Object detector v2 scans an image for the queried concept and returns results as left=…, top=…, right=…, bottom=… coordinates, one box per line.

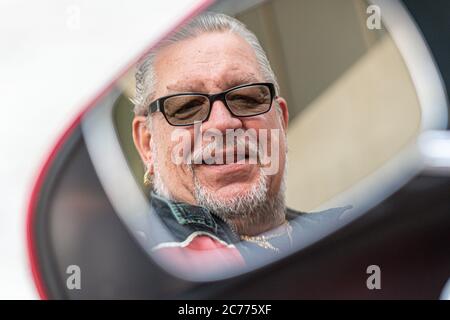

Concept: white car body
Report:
left=0, top=0, right=209, bottom=299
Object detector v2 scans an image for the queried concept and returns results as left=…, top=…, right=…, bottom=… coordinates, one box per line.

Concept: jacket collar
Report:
left=150, top=192, right=219, bottom=233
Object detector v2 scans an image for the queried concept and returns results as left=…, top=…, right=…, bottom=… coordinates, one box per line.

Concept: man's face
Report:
left=135, top=32, right=288, bottom=209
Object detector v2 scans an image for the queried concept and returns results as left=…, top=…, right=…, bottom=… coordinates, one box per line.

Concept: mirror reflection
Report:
left=101, top=0, right=421, bottom=278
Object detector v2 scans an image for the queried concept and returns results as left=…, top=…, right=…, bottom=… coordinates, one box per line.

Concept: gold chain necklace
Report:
left=240, top=222, right=292, bottom=252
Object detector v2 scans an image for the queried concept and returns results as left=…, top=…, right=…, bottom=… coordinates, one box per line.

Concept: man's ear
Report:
left=132, top=116, right=154, bottom=174
left=276, top=96, right=289, bottom=131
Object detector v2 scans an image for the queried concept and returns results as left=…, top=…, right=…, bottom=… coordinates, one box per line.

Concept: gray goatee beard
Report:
left=192, top=167, right=286, bottom=236
left=151, top=139, right=287, bottom=236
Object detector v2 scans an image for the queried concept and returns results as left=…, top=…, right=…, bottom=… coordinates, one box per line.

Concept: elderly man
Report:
left=132, top=12, right=349, bottom=268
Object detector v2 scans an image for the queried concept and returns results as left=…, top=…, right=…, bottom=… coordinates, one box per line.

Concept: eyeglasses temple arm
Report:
left=149, top=100, right=160, bottom=114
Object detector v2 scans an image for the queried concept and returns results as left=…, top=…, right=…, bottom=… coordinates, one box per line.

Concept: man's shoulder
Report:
left=286, top=205, right=353, bottom=226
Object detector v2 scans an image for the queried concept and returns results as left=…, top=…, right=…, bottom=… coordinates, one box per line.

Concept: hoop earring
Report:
left=143, top=169, right=152, bottom=186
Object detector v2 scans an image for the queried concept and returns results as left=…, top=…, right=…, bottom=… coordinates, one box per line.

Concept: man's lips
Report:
left=191, top=148, right=259, bottom=179
left=195, top=161, right=256, bottom=176
left=193, top=150, right=254, bottom=172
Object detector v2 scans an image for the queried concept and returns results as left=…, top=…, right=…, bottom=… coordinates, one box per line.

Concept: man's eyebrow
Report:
left=224, top=75, right=261, bottom=89
left=166, top=84, right=201, bottom=93
left=166, top=81, right=206, bottom=93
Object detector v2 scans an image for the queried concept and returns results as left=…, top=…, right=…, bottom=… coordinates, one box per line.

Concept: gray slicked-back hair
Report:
left=132, top=12, right=280, bottom=119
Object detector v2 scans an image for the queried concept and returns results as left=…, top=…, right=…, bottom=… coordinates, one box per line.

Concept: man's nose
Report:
left=202, top=100, right=243, bottom=133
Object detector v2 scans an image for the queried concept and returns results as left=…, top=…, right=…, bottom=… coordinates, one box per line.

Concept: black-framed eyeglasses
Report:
left=146, top=82, right=276, bottom=126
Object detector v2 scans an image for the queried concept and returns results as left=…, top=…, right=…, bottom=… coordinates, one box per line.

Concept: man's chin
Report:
left=203, top=184, right=255, bottom=202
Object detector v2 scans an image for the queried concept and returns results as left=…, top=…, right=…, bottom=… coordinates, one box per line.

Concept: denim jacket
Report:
left=140, top=192, right=352, bottom=267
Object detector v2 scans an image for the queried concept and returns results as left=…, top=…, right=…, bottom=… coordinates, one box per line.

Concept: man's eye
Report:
left=176, top=100, right=204, bottom=113
left=171, top=100, right=206, bottom=119
left=229, top=95, right=262, bottom=105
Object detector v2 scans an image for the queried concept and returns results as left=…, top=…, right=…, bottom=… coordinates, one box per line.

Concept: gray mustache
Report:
left=189, top=136, right=261, bottom=165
